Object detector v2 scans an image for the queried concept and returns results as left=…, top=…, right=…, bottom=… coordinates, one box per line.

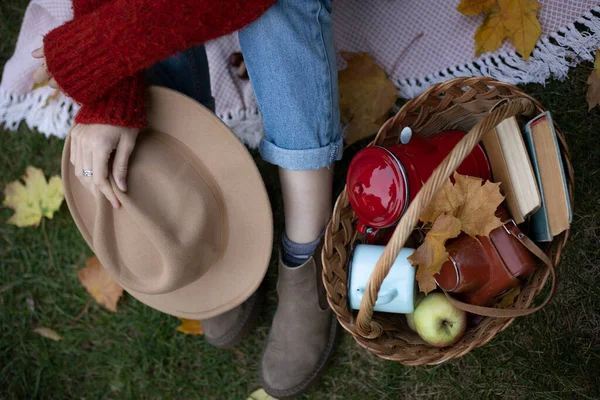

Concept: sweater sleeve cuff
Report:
left=74, top=74, right=146, bottom=128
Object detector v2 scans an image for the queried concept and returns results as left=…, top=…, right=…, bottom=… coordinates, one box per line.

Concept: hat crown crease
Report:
left=91, top=134, right=223, bottom=295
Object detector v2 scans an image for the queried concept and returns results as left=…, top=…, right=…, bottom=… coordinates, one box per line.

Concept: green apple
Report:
left=413, top=292, right=467, bottom=347
left=406, top=312, right=416, bottom=331
left=406, top=293, right=425, bottom=332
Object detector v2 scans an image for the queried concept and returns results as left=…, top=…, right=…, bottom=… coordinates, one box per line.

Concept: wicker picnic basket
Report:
left=321, top=77, right=574, bottom=366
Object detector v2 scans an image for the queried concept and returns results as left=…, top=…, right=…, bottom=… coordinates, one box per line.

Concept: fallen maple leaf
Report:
left=338, top=52, right=398, bottom=145
left=453, top=173, right=504, bottom=237
left=460, top=0, right=542, bottom=60
left=420, top=178, right=464, bottom=224
left=32, top=80, right=50, bottom=91
left=457, top=0, right=497, bottom=16
left=31, top=80, right=61, bottom=108
left=33, top=327, right=63, bottom=341
left=408, top=213, right=462, bottom=294
left=495, top=286, right=521, bottom=308
left=2, top=166, right=64, bottom=227
left=176, top=319, right=204, bottom=335
left=77, top=256, right=124, bottom=312
left=586, top=50, right=600, bottom=110
left=419, top=173, right=504, bottom=237
left=247, top=388, right=277, bottom=400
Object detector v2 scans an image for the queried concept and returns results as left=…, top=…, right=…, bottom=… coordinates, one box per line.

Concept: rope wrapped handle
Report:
left=355, top=98, right=537, bottom=338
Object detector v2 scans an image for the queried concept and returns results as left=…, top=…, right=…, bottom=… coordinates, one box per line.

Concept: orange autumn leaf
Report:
left=460, top=0, right=542, bottom=60
left=408, top=213, right=462, bottom=294
left=586, top=50, right=600, bottom=110
left=338, top=52, right=398, bottom=145
left=453, top=173, right=504, bottom=237
left=176, top=319, right=204, bottom=335
left=77, top=256, right=124, bottom=312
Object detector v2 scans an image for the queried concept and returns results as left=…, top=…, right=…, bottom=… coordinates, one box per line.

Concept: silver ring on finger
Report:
left=82, top=169, right=93, bottom=177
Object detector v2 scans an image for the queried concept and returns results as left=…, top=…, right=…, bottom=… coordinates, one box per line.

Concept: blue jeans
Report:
left=146, top=0, right=342, bottom=171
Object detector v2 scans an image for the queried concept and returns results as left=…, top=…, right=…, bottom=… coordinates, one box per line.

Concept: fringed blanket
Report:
left=2, top=0, right=599, bottom=147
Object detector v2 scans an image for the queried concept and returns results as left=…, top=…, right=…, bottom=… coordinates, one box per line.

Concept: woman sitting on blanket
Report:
left=34, top=0, right=341, bottom=397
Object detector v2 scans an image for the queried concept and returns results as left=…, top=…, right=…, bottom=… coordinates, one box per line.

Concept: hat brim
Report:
left=62, top=86, right=273, bottom=319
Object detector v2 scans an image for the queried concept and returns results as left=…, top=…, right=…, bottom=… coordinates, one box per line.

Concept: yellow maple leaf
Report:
left=420, top=178, right=464, bottom=224
left=463, top=0, right=542, bottom=60
left=31, top=80, right=61, bottom=108
left=338, top=52, right=398, bottom=145
left=586, top=50, right=600, bottom=110
left=457, top=0, right=497, bottom=16
left=176, top=319, right=204, bottom=335
left=77, top=256, right=124, bottom=312
left=33, top=327, right=63, bottom=342
left=419, top=173, right=504, bottom=237
left=3, top=166, right=64, bottom=227
left=247, top=388, right=278, bottom=400
left=495, top=286, right=521, bottom=308
left=408, top=213, right=462, bottom=294
left=502, top=0, right=542, bottom=60
left=32, top=79, right=50, bottom=91
left=43, top=90, right=61, bottom=108
left=474, top=4, right=506, bottom=55
left=453, top=173, right=504, bottom=237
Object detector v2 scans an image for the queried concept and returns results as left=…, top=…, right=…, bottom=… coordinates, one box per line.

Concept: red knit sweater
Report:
left=43, top=0, right=275, bottom=128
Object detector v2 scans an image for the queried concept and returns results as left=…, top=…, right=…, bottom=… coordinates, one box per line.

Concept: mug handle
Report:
left=358, top=288, right=398, bottom=306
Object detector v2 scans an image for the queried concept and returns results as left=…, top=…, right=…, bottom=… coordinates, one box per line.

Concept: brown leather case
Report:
left=435, top=204, right=539, bottom=307
left=490, top=221, right=537, bottom=278
left=460, top=235, right=520, bottom=306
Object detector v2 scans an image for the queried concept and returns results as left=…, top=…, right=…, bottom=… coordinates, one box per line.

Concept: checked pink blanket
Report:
left=2, top=0, right=599, bottom=147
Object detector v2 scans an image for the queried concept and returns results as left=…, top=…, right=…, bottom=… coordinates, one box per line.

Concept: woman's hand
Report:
left=31, top=47, right=59, bottom=89
left=71, top=124, right=139, bottom=209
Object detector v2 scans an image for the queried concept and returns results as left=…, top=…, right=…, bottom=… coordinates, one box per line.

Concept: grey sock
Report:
left=281, top=231, right=323, bottom=268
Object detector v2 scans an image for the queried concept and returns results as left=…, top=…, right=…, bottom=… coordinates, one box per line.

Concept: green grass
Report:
left=1, top=2, right=600, bottom=398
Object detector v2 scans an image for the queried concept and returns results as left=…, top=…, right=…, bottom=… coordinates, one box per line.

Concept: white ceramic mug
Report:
left=348, top=244, right=416, bottom=314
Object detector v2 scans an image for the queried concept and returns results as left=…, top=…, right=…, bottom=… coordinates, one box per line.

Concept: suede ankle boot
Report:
left=202, top=285, right=264, bottom=348
left=259, top=254, right=338, bottom=398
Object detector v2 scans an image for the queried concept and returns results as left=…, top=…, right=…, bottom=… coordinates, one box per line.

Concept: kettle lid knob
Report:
left=399, top=127, right=412, bottom=144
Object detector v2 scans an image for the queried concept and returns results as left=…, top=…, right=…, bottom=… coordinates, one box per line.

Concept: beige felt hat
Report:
left=62, top=86, right=273, bottom=319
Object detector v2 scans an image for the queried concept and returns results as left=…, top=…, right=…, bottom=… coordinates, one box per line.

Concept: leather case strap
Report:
left=443, top=222, right=557, bottom=318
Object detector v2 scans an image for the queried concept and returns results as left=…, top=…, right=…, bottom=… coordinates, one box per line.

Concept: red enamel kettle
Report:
left=347, top=128, right=491, bottom=243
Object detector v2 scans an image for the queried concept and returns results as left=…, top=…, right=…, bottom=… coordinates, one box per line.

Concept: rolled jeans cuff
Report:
left=259, top=135, right=343, bottom=170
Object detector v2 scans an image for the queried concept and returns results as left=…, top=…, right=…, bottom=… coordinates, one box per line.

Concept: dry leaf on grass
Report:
left=495, top=286, right=521, bottom=308
left=2, top=166, right=64, bottom=227
left=408, top=213, right=462, bottom=294
left=77, top=256, right=124, bottom=312
left=33, top=327, right=63, bottom=341
left=459, top=0, right=542, bottom=60
left=176, top=319, right=204, bottom=335
left=247, top=388, right=278, bottom=400
left=586, top=50, right=600, bottom=110
left=338, top=52, right=398, bottom=145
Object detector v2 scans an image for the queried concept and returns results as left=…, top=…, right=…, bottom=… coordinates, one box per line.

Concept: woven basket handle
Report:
left=355, top=98, right=537, bottom=338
